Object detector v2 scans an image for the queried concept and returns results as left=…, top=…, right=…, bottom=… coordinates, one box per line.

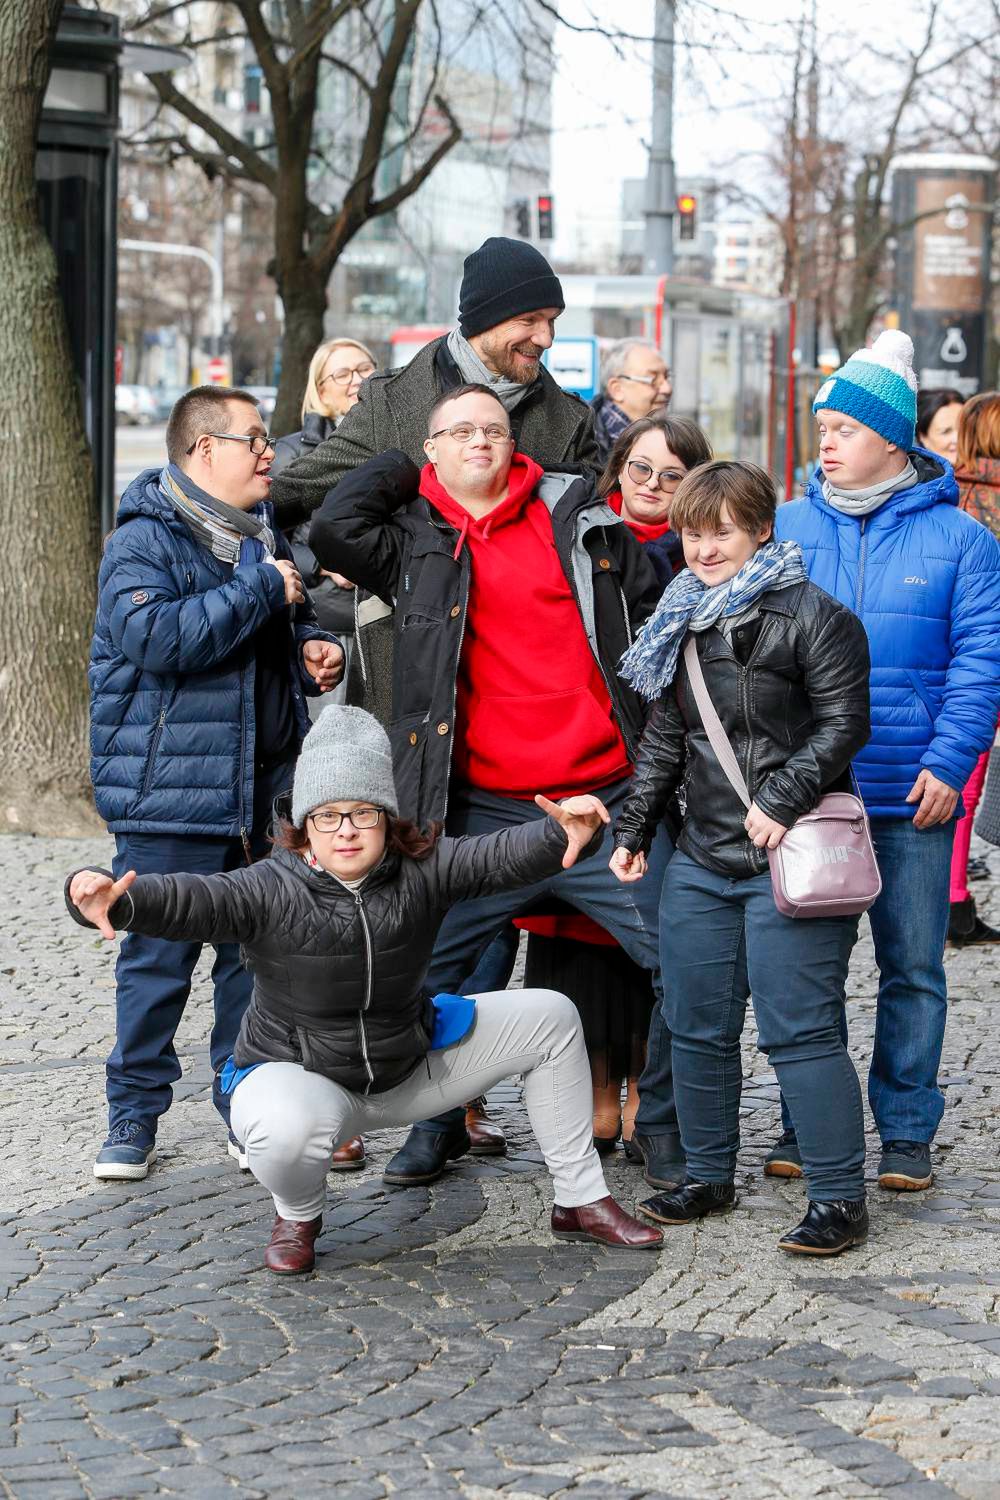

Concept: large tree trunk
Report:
left=271, top=257, right=328, bottom=438
left=0, top=0, right=102, bottom=834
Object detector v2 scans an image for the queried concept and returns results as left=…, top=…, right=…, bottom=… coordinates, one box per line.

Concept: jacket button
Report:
left=450, top=604, right=461, bottom=618
left=599, top=558, right=611, bottom=570
left=436, top=722, right=449, bottom=736
left=409, top=732, right=418, bottom=746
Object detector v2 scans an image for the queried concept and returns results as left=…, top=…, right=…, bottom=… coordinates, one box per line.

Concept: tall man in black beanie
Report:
left=269, top=238, right=600, bottom=527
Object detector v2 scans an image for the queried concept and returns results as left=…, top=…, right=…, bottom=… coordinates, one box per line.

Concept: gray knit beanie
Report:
left=291, top=706, right=399, bottom=827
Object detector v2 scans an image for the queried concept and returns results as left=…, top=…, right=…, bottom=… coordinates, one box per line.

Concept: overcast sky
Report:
left=548, top=0, right=984, bottom=262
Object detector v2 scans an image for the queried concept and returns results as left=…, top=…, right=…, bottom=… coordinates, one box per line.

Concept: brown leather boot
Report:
left=330, top=1136, right=366, bottom=1172
left=551, top=1195, right=664, bottom=1249
left=264, top=1214, right=322, bottom=1275
left=465, top=1097, right=507, bottom=1156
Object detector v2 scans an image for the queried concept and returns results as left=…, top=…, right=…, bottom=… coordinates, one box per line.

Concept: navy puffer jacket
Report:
left=90, top=469, right=335, bottom=837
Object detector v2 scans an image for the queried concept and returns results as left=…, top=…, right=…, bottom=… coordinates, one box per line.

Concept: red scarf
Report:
left=607, top=489, right=673, bottom=546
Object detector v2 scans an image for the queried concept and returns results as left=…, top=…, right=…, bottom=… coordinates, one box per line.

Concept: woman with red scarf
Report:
left=518, top=415, right=712, bottom=1157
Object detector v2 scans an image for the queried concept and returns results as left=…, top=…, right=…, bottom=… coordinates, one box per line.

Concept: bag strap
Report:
left=683, top=637, right=752, bottom=811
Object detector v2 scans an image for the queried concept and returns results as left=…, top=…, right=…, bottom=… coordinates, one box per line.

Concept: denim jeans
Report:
left=866, top=817, right=954, bottom=1142
left=665, top=851, right=865, bottom=1201
left=777, top=816, right=954, bottom=1146
left=107, top=759, right=294, bottom=1135
left=412, top=780, right=674, bottom=1135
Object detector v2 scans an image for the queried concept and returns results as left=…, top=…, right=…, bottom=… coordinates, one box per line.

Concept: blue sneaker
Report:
left=94, top=1120, right=156, bottom=1181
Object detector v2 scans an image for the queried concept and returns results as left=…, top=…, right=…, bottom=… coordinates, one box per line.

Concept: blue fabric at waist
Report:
left=219, top=992, right=477, bottom=1096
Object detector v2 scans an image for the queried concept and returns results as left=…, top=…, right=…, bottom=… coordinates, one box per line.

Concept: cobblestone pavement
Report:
left=3, top=832, right=1000, bottom=1499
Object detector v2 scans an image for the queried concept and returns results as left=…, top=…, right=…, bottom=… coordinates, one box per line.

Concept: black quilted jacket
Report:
left=66, top=818, right=595, bottom=1093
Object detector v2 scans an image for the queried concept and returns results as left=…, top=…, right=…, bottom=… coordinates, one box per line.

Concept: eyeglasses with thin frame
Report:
left=186, top=431, right=273, bottom=457
left=319, top=363, right=376, bottom=389
left=626, top=458, right=686, bottom=490
left=308, top=807, right=383, bottom=833
left=617, top=371, right=672, bottom=389
left=429, top=422, right=513, bottom=444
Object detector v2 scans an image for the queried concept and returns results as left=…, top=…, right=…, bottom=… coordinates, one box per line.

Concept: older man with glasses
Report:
left=591, top=339, right=673, bottom=465
left=307, top=382, right=680, bottom=1194
left=87, top=385, right=343, bottom=1184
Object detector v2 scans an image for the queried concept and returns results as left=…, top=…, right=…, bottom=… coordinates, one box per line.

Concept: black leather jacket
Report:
left=614, top=580, right=871, bottom=879
left=67, top=818, right=596, bottom=1094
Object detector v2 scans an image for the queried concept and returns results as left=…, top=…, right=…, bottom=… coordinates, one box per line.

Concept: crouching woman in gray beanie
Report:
left=66, top=706, right=663, bottom=1272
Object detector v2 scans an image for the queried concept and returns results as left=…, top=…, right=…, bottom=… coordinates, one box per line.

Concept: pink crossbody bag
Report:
left=683, top=638, right=882, bottom=918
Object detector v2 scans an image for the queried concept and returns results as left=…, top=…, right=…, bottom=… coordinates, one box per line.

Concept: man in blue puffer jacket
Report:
left=90, top=385, right=343, bottom=1183
left=773, top=330, right=1000, bottom=1192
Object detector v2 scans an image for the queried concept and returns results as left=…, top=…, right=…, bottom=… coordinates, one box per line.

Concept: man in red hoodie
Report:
left=309, top=385, right=679, bottom=1193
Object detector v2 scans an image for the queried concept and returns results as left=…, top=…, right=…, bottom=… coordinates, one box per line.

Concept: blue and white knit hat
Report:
left=812, top=330, right=918, bottom=449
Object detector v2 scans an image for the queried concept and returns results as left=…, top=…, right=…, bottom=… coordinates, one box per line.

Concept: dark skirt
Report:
left=522, top=934, right=655, bottom=1085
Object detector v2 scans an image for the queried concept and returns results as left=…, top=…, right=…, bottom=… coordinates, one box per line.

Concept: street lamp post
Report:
left=119, top=239, right=225, bottom=365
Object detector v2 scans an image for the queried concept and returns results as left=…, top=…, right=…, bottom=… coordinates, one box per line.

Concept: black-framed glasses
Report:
left=626, top=458, right=686, bottom=490
left=428, top=422, right=513, bottom=444
left=186, top=431, right=273, bottom=457
left=308, top=807, right=383, bottom=833
left=319, top=362, right=376, bottom=388
left=618, top=370, right=671, bottom=388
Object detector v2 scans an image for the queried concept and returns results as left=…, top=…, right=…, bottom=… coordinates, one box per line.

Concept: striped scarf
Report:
left=159, top=464, right=275, bottom=567
left=619, top=539, right=807, bottom=700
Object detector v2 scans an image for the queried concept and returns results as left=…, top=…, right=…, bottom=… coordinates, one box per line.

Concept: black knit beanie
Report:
left=458, top=237, right=565, bottom=338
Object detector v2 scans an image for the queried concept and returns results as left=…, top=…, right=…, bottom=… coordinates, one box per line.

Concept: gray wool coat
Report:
left=975, top=745, right=1000, bottom=847
left=268, top=335, right=601, bottom=528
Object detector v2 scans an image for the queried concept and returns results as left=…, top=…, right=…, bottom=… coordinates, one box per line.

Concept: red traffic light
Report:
left=677, top=194, right=697, bottom=214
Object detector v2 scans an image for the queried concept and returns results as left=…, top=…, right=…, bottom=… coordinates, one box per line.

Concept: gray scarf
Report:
left=446, top=328, right=535, bottom=413
left=160, top=463, right=275, bottom=567
left=822, top=458, right=918, bottom=517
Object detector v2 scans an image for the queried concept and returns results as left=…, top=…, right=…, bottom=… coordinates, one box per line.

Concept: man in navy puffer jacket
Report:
left=773, top=331, right=1000, bottom=1192
left=89, top=386, right=342, bottom=1183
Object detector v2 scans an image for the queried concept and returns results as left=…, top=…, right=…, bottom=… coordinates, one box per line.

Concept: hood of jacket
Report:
left=805, top=447, right=958, bottom=525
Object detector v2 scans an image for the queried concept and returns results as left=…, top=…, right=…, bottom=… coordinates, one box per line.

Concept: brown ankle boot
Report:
left=551, top=1195, right=663, bottom=1249
left=264, top=1214, right=322, bottom=1274
left=465, top=1097, right=507, bottom=1156
left=330, top=1136, right=366, bottom=1171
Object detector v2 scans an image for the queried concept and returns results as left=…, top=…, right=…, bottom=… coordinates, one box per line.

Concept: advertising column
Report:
left=890, top=153, right=995, bottom=396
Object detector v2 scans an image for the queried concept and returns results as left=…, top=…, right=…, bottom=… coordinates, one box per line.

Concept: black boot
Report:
left=637, top=1179, right=736, bottom=1225
left=622, top=1131, right=686, bottom=1189
left=382, top=1122, right=471, bottom=1186
left=947, top=896, right=1000, bottom=947
left=777, top=1198, right=869, bottom=1256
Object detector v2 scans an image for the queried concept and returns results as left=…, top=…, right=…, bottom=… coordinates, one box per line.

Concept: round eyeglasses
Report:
left=429, top=422, right=513, bottom=444
left=308, top=808, right=383, bottom=832
left=319, top=363, right=376, bottom=388
left=626, top=458, right=686, bottom=490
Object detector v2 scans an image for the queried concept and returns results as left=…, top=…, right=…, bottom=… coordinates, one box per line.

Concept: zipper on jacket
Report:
left=355, top=890, right=376, bottom=1094
left=140, top=709, right=167, bottom=798
left=854, top=518, right=869, bottom=614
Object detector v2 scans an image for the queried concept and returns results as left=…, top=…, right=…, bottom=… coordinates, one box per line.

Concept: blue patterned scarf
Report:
left=619, top=539, right=807, bottom=699
left=159, top=464, right=275, bottom=568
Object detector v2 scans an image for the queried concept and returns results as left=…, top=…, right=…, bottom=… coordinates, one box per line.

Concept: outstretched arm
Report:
left=432, top=796, right=609, bottom=904
left=65, top=864, right=274, bottom=945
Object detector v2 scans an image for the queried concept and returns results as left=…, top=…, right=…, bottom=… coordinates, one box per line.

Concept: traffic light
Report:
left=514, top=198, right=530, bottom=238
left=677, top=193, right=697, bottom=241
left=537, top=194, right=554, bottom=240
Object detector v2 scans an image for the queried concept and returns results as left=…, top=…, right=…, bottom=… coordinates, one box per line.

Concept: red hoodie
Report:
left=420, top=455, right=631, bottom=799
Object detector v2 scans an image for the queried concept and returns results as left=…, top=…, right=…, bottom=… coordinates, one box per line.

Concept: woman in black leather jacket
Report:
left=611, top=461, right=873, bottom=1257
left=67, top=706, right=663, bottom=1272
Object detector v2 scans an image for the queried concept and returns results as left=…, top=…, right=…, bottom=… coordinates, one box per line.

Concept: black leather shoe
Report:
left=382, top=1123, right=471, bottom=1186
left=622, top=1131, right=685, bottom=1189
left=778, top=1198, right=869, bottom=1256
left=947, top=896, right=1000, bottom=946
left=637, top=1179, right=736, bottom=1225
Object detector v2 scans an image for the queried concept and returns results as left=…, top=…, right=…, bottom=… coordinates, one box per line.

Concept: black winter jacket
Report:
left=308, top=450, right=664, bottom=829
left=269, top=337, right=601, bottom=528
left=67, top=818, right=597, bottom=1094
left=614, top=580, right=871, bottom=878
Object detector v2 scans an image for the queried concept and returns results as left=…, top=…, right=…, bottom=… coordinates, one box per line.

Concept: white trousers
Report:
left=230, top=988, right=609, bottom=1220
